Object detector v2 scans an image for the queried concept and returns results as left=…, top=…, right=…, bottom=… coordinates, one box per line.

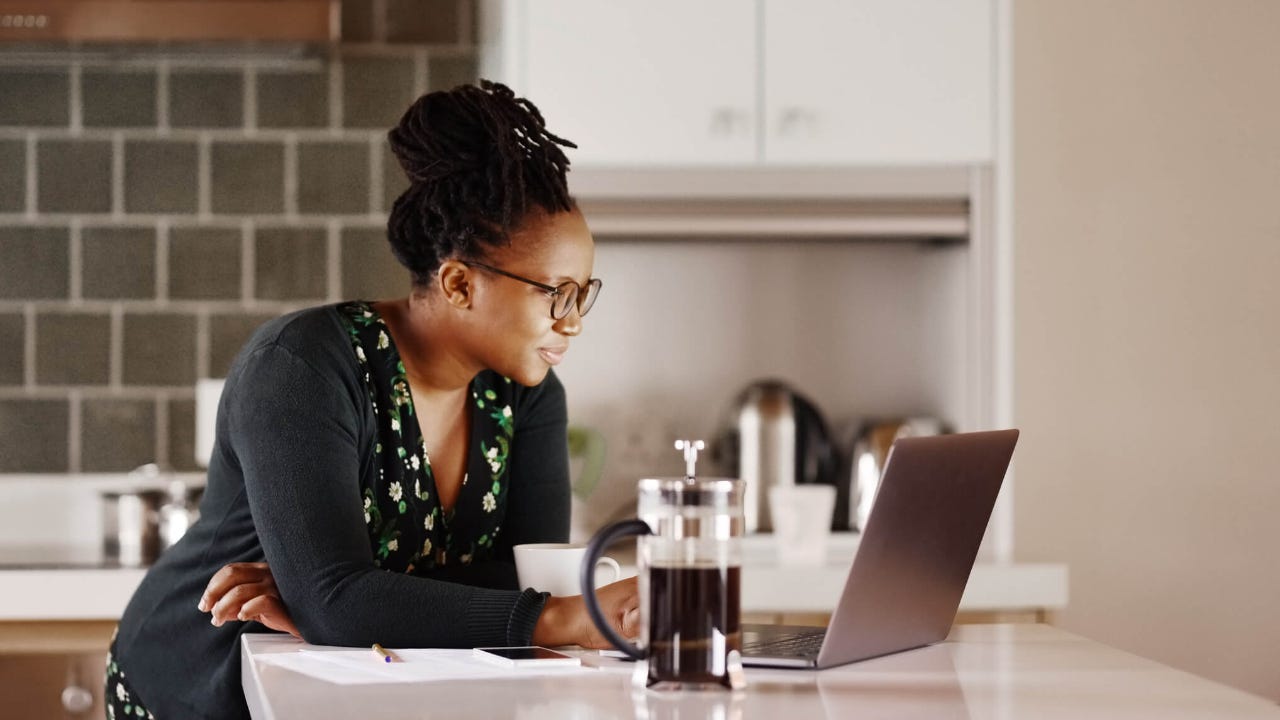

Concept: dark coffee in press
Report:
left=647, top=565, right=742, bottom=687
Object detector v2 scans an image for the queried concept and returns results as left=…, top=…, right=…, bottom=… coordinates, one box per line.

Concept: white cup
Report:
left=769, top=485, right=837, bottom=566
left=513, top=543, right=621, bottom=597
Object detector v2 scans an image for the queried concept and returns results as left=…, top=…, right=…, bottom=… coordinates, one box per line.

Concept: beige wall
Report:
left=1013, top=0, right=1280, bottom=702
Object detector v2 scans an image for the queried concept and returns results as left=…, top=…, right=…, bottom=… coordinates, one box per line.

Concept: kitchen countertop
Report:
left=0, top=534, right=1067, bottom=621
left=241, top=623, right=1280, bottom=719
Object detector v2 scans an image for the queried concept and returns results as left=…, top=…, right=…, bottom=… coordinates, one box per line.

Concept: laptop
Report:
left=741, top=428, right=1020, bottom=669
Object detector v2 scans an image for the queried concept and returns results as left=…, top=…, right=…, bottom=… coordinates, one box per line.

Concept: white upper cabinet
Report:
left=480, top=0, right=993, bottom=166
left=764, top=0, right=994, bottom=164
left=481, top=0, right=757, bottom=165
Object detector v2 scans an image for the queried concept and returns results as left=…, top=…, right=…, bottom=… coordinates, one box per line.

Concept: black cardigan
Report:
left=114, top=304, right=570, bottom=719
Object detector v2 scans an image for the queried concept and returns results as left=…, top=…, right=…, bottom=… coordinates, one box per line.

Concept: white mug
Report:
left=769, top=484, right=836, bottom=566
left=513, top=543, right=621, bottom=597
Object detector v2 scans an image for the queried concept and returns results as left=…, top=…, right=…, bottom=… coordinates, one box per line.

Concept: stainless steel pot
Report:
left=100, top=464, right=202, bottom=567
left=101, top=487, right=165, bottom=567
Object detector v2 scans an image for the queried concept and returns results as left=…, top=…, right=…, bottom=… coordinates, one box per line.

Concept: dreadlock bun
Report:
left=386, top=80, right=577, bottom=285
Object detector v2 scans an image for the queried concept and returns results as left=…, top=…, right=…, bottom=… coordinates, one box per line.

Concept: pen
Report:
left=372, top=643, right=398, bottom=663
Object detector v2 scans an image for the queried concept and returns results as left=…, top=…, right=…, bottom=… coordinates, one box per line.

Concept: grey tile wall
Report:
left=255, top=227, right=328, bottom=300
left=257, top=71, right=329, bottom=129
left=81, top=398, right=156, bottom=471
left=0, top=313, right=22, bottom=385
left=428, top=54, right=479, bottom=92
left=211, top=141, right=285, bottom=214
left=168, top=398, right=199, bottom=471
left=124, top=141, right=199, bottom=214
left=342, top=226, right=411, bottom=299
left=297, top=142, right=370, bottom=214
left=0, top=399, right=69, bottom=472
left=342, top=56, right=416, bottom=129
left=0, top=140, right=24, bottom=213
left=82, top=70, right=157, bottom=128
left=35, top=312, right=111, bottom=385
left=170, top=71, right=244, bottom=128
left=169, top=227, right=241, bottom=300
left=0, top=0, right=479, bottom=472
left=0, top=70, right=69, bottom=126
left=0, top=226, right=70, bottom=298
left=82, top=226, right=156, bottom=299
left=122, top=313, right=197, bottom=386
left=37, top=140, right=113, bottom=213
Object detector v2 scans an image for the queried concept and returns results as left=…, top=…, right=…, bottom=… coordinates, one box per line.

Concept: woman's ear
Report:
left=436, top=260, right=473, bottom=309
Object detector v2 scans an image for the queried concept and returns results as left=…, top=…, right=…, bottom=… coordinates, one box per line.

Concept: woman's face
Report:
left=467, top=208, right=596, bottom=387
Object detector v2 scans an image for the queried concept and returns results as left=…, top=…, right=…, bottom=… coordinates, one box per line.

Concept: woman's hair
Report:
left=385, top=79, right=577, bottom=286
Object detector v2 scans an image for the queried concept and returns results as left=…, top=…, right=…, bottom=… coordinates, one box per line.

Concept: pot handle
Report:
left=580, top=518, right=651, bottom=660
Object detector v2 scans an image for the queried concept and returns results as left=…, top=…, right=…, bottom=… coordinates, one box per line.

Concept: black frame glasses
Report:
left=466, top=261, right=603, bottom=320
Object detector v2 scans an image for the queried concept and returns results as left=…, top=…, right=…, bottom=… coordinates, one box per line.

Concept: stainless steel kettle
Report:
left=844, top=418, right=947, bottom=531
left=714, top=379, right=839, bottom=533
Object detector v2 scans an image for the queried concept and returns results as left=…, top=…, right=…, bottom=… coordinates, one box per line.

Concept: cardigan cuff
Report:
left=507, top=588, right=550, bottom=645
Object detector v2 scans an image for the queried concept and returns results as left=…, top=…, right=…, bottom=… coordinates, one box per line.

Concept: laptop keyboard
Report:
left=742, top=629, right=826, bottom=657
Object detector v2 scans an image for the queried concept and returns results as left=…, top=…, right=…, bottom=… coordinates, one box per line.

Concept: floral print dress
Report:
left=337, top=301, right=516, bottom=574
left=105, top=627, right=154, bottom=719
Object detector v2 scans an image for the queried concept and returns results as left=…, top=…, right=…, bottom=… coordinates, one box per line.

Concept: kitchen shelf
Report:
left=0, top=1, right=336, bottom=43
left=569, top=166, right=975, bottom=240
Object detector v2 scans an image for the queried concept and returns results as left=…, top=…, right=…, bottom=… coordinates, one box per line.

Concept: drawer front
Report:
left=0, top=652, right=106, bottom=720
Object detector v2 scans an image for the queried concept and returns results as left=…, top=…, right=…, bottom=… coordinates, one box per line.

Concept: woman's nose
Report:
left=553, top=306, right=583, bottom=336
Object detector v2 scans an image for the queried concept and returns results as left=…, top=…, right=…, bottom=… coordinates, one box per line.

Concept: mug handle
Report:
left=594, top=557, right=621, bottom=585
left=581, top=519, right=651, bottom=660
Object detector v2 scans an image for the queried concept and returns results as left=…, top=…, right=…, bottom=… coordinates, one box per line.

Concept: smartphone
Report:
left=472, top=646, right=581, bottom=668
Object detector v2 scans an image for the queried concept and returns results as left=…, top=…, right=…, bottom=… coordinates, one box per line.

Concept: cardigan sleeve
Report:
left=226, top=342, right=546, bottom=648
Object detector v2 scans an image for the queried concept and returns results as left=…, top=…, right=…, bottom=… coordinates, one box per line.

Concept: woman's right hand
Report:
left=198, top=562, right=300, bottom=638
left=532, top=576, right=640, bottom=650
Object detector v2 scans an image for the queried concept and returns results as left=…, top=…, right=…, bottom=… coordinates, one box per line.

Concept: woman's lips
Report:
left=538, top=347, right=567, bottom=366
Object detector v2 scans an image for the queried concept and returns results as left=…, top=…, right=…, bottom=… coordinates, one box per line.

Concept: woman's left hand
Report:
left=198, top=562, right=301, bottom=638
left=532, top=576, right=640, bottom=649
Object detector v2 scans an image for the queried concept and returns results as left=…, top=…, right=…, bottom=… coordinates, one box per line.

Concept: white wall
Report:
left=1013, top=0, right=1280, bottom=701
left=558, top=240, right=970, bottom=525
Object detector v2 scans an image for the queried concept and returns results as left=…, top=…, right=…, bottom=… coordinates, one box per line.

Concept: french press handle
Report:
left=580, top=518, right=652, bottom=660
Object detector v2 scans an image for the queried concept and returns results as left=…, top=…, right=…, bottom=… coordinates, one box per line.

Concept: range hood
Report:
left=568, top=166, right=975, bottom=241
left=0, top=1, right=336, bottom=43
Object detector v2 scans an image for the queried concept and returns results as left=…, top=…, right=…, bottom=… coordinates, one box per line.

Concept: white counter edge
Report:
left=0, top=562, right=1067, bottom=621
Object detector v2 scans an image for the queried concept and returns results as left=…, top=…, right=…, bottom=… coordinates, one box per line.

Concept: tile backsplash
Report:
left=0, top=0, right=479, bottom=473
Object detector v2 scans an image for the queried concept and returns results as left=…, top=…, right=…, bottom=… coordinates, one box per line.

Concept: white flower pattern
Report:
left=338, top=301, right=516, bottom=575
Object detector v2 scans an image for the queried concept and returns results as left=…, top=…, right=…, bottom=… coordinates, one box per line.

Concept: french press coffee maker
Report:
left=581, top=440, right=746, bottom=690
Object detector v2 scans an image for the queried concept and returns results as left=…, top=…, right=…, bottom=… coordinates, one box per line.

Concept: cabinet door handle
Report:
left=776, top=107, right=817, bottom=137
left=61, top=685, right=94, bottom=714
left=709, top=107, right=750, bottom=136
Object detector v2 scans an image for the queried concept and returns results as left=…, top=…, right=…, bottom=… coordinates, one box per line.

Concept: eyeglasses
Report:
left=466, top=261, right=603, bottom=320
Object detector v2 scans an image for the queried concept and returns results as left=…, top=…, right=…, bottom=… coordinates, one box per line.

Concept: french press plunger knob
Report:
left=674, top=439, right=705, bottom=479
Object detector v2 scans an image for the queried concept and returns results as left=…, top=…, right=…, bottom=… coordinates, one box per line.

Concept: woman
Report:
left=107, top=80, right=638, bottom=720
